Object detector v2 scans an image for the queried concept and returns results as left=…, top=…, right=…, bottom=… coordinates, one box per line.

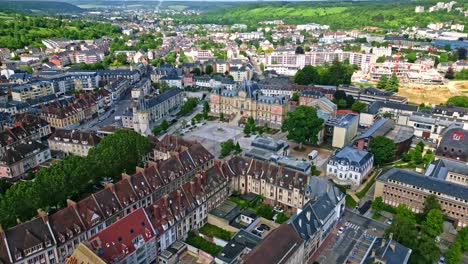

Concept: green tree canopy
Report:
left=368, top=136, right=396, bottom=165
left=377, top=75, right=389, bottom=90
left=351, top=101, right=367, bottom=113
left=446, top=96, right=468, bottom=108
left=281, top=106, right=324, bottom=149
left=421, top=209, right=444, bottom=238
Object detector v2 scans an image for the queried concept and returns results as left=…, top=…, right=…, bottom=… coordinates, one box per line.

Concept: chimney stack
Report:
left=67, top=199, right=77, bottom=208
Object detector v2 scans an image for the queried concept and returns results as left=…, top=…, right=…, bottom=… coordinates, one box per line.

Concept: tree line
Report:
left=294, top=58, right=357, bottom=87
left=0, top=16, right=120, bottom=50
left=0, top=130, right=151, bottom=228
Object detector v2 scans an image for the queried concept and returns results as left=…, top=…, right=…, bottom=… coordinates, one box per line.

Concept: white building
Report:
left=326, top=146, right=374, bottom=186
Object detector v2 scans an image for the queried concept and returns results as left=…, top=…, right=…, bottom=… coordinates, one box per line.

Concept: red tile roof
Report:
left=87, top=208, right=155, bottom=263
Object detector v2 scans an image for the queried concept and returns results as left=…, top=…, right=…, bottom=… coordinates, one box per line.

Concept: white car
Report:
left=386, top=218, right=393, bottom=225
left=338, top=227, right=345, bottom=234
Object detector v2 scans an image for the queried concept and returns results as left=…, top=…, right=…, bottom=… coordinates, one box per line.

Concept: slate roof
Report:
left=424, top=158, right=468, bottom=180
left=329, top=146, right=373, bottom=168
left=243, top=224, right=303, bottom=264
left=365, top=101, right=418, bottom=115
left=216, top=230, right=262, bottom=264
left=137, top=88, right=181, bottom=110
left=355, top=118, right=395, bottom=141
left=378, top=168, right=468, bottom=201
left=363, top=238, right=412, bottom=264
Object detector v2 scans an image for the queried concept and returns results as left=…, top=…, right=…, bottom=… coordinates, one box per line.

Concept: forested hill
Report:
left=0, top=16, right=120, bottom=50
left=189, top=1, right=468, bottom=30
left=0, top=1, right=83, bottom=14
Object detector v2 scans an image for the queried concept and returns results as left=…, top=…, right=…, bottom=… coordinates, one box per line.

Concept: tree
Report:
left=115, top=53, right=128, bottom=65
left=406, top=52, right=417, bottom=63
left=345, top=94, right=355, bottom=108
left=457, top=47, right=467, bottom=60
left=281, top=106, right=324, bottom=149
left=205, top=65, right=213, bottom=75
left=244, top=122, right=252, bottom=135
left=422, top=195, right=441, bottom=218
left=385, top=205, right=418, bottom=249
left=377, top=75, right=388, bottom=89
left=369, top=136, right=396, bottom=165
left=294, top=65, right=318, bottom=85
left=337, top=99, right=347, bottom=109
left=219, top=112, right=225, bottom=121
left=445, top=241, right=463, bottom=264
left=386, top=73, right=399, bottom=92
left=295, top=46, right=305, bottom=54
left=446, top=96, right=468, bottom=107
left=333, top=90, right=347, bottom=101
left=202, top=101, right=210, bottom=118
left=193, top=67, right=201, bottom=76
left=445, top=67, right=455, bottom=79
left=351, top=101, right=367, bottom=113
left=422, top=209, right=444, bottom=238
left=234, top=142, right=242, bottom=153
left=220, top=139, right=235, bottom=157
left=291, top=92, right=299, bottom=102
left=376, top=56, right=386, bottom=63
left=410, top=234, right=440, bottom=264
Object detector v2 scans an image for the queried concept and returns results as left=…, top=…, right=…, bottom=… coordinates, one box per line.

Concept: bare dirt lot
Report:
left=398, top=81, right=468, bottom=105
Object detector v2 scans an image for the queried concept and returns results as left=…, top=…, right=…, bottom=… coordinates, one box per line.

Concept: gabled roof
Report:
left=49, top=206, right=86, bottom=245
left=244, top=224, right=303, bottom=264
left=378, top=168, right=468, bottom=201
left=86, top=208, right=155, bottom=263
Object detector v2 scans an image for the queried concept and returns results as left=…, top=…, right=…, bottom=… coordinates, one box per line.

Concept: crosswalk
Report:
left=344, top=222, right=360, bottom=231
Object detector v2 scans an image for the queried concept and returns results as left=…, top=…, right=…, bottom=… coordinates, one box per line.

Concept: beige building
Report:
left=48, top=129, right=101, bottom=157
left=375, top=168, right=468, bottom=228
left=223, top=156, right=309, bottom=211
left=210, top=82, right=290, bottom=128
left=11, top=82, right=55, bottom=102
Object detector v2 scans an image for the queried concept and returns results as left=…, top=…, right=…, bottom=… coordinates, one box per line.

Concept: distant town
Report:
left=0, top=1, right=467, bottom=264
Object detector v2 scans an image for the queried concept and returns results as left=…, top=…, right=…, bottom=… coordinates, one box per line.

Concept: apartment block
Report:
left=375, top=168, right=468, bottom=228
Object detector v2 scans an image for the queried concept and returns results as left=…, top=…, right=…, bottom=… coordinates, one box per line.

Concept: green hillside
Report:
left=0, top=1, right=83, bottom=14
left=190, top=1, right=467, bottom=30
left=0, top=16, right=120, bottom=50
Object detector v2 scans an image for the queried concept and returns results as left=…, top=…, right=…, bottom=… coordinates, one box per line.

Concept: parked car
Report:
left=273, top=206, right=284, bottom=213
left=254, top=227, right=265, bottom=234
left=386, top=218, right=393, bottom=225
left=437, top=256, right=445, bottom=264
left=338, top=227, right=345, bottom=234
left=252, top=230, right=261, bottom=237
left=259, top=224, right=270, bottom=231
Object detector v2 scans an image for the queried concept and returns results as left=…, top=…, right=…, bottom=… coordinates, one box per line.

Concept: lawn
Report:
left=346, top=195, right=357, bottom=208
left=199, top=224, right=234, bottom=241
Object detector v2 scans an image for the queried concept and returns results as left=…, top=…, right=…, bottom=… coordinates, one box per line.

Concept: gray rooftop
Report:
left=378, top=168, right=468, bottom=201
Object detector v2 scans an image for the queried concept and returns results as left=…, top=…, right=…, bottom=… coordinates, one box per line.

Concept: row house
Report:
left=80, top=208, right=157, bottom=264
left=0, top=141, right=51, bottom=179
left=0, top=114, right=51, bottom=157
left=41, top=95, right=99, bottom=129
left=224, top=156, right=309, bottom=211
left=0, top=141, right=217, bottom=264
left=48, top=129, right=101, bottom=157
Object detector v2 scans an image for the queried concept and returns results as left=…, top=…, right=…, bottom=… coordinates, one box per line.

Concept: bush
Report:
left=275, top=212, right=289, bottom=224
left=185, top=231, right=223, bottom=256
left=199, top=224, right=234, bottom=241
